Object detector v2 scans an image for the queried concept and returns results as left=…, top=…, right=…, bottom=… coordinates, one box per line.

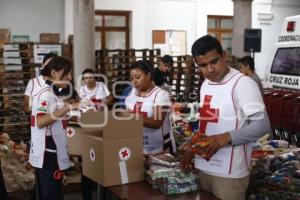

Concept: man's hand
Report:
left=180, top=150, right=194, bottom=173
left=204, top=132, right=231, bottom=160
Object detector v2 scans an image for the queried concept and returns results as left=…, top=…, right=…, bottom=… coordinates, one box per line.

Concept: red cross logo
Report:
left=66, top=128, right=74, bottom=137
left=199, top=95, right=219, bottom=133
left=121, top=150, right=128, bottom=158
left=90, top=149, right=96, bottom=162
left=41, top=101, right=48, bottom=107
left=132, top=102, right=147, bottom=117
left=119, top=147, right=131, bottom=161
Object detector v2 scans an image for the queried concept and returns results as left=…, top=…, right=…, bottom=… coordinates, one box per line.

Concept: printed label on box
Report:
left=118, top=147, right=131, bottom=161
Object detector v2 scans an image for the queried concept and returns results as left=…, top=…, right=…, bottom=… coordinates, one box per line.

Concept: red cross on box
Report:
left=67, top=129, right=73, bottom=136
left=90, top=149, right=95, bottom=161
left=199, top=95, right=219, bottom=133
left=121, top=150, right=128, bottom=158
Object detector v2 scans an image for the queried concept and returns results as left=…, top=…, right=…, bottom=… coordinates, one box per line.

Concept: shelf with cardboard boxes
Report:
left=95, top=49, right=161, bottom=101
left=169, top=55, right=204, bottom=102
left=95, top=49, right=204, bottom=103
left=0, top=42, right=35, bottom=142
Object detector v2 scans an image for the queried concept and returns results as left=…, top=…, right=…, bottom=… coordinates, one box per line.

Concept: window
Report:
left=95, top=11, right=130, bottom=50
left=271, top=47, right=300, bottom=76
left=207, top=15, right=233, bottom=55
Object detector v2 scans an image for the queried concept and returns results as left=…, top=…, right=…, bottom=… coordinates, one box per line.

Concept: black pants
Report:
left=0, top=163, right=8, bottom=200
left=81, top=175, right=94, bottom=200
left=35, top=168, right=63, bottom=200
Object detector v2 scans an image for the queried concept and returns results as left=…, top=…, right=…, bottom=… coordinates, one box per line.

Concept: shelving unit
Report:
left=0, top=43, right=35, bottom=142
left=95, top=49, right=204, bottom=103
left=95, top=49, right=161, bottom=100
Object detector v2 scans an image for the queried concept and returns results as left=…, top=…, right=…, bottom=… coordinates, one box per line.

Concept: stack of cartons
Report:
left=39, top=33, right=60, bottom=43
left=0, top=43, right=35, bottom=141
left=95, top=49, right=161, bottom=101
left=0, top=29, right=11, bottom=43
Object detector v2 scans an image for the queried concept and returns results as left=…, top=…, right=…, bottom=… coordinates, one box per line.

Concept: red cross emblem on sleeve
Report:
left=118, top=147, right=131, bottom=161
left=41, top=101, right=48, bottom=107
left=199, top=95, right=219, bottom=133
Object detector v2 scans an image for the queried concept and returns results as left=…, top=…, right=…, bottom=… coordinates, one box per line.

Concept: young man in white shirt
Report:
left=79, top=68, right=113, bottom=110
left=181, top=35, right=270, bottom=200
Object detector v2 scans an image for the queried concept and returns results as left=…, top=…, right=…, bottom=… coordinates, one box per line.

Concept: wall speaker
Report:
left=244, top=28, right=261, bottom=52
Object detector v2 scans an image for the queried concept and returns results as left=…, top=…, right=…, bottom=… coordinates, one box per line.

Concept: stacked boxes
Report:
left=0, top=43, right=35, bottom=141
left=39, top=33, right=60, bottom=43
left=95, top=49, right=161, bottom=101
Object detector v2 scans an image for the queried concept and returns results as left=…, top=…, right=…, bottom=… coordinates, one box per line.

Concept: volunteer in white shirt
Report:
left=125, top=60, right=176, bottom=155
left=79, top=68, right=113, bottom=110
left=180, top=35, right=270, bottom=200
left=29, top=56, right=79, bottom=200
left=24, top=53, right=57, bottom=113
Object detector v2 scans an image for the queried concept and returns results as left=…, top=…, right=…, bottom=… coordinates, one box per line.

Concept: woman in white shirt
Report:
left=125, top=60, right=176, bottom=155
left=29, top=56, right=79, bottom=200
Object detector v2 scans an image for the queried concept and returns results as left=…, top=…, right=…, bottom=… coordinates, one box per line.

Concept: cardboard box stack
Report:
left=40, top=33, right=60, bottom=43
left=0, top=29, right=11, bottom=43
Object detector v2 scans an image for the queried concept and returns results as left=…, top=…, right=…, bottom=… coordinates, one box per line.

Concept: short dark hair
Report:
left=42, top=56, right=72, bottom=79
left=162, top=55, right=173, bottom=66
left=191, top=35, right=223, bottom=58
left=238, top=56, right=255, bottom=71
left=82, top=68, right=95, bottom=75
left=81, top=68, right=95, bottom=80
left=131, top=60, right=154, bottom=80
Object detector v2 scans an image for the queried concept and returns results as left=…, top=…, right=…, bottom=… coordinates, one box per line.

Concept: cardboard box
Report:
left=80, top=110, right=144, bottom=187
left=66, top=125, right=83, bottom=156
left=0, top=29, right=11, bottom=43
left=40, top=33, right=60, bottom=43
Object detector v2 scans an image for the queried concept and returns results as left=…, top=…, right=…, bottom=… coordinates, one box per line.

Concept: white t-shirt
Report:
left=125, top=86, right=175, bottom=154
left=24, top=75, right=46, bottom=97
left=79, top=82, right=110, bottom=106
left=196, top=68, right=264, bottom=178
left=24, top=75, right=46, bottom=108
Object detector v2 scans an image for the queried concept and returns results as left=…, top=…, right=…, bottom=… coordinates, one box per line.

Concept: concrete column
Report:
left=232, top=0, right=253, bottom=57
left=73, top=0, right=95, bottom=88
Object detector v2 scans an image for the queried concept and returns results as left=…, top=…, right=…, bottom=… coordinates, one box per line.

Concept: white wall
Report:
left=144, top=0, right=233, bottom=54
left=0, top=0, right=65, bottom=42
left=65, top=0, right=233, bottom=52
left=94, top=0, right=146, bottom=49
left=63, top=0, right=300, bottom=78
left=65, top=0, right=73, bottom=43
left=196, top=0, right=233, bottom=37
left=145, top=0, right=197, bottom=54
left=253, top=0, right=300, bottom=78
